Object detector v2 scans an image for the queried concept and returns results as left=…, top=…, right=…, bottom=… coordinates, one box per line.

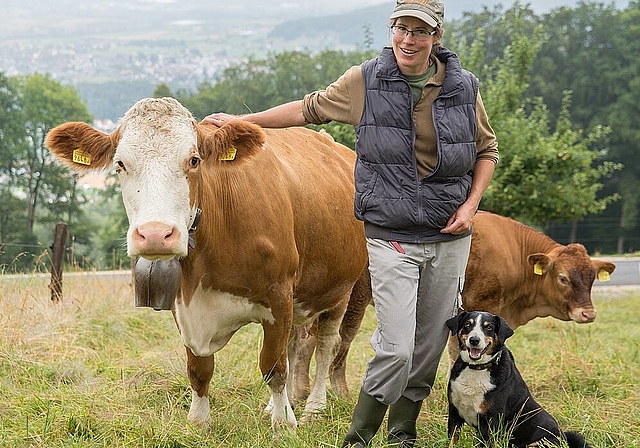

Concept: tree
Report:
left=153, top=83, right=174, bottom=98
left=1, top=73, right=94, bottom=270
left=526, top=1, right=640, bottom=251
left=0, top=73, right=24, bottom=230
left=463, top=6, right=621, bottom=227
left=181, top=48, right=376, bottom=121
left=13, top=73, right=93, bottom=233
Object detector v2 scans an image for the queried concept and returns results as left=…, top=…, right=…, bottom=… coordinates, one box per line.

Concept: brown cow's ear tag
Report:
left=598, top=270, right=611, bottom=282
left=533, top=262, right=543, bottom=275
left=219, top=145, right=237, bottom=161
left=72, top=147, right=92, bottom=166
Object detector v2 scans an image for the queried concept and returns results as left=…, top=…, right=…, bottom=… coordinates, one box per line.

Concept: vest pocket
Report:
left=420, top=175, right=471, bottom=228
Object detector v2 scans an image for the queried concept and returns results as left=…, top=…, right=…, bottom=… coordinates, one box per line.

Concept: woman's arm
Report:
left=203, top=100, right=306, bottom=128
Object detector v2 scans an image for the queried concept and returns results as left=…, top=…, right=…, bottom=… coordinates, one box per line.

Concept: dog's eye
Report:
left=484, top=323, right=495, bottom=331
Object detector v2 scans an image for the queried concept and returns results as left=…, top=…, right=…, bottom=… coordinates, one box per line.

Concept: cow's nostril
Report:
left=132, top=222, right=182, bottom=254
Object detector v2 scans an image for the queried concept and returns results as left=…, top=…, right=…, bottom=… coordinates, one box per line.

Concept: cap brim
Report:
left=389, top=9, right=438, bottom=28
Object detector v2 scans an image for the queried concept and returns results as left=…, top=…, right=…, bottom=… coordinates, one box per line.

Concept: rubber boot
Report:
left=387, top=395, right=423, bottom=447
left=342, top=388, right=389, bottom=447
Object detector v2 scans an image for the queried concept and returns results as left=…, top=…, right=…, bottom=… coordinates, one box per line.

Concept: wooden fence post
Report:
left=50, top=222, right=68, bottom=302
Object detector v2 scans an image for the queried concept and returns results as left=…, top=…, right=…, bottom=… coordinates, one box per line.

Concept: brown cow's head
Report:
left=46, top=97, right=265, bottom=260
left=527, top=243, right=615, bottom=323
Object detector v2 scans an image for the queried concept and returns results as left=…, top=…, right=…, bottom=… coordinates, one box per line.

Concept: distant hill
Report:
left=1, top=0, right=629, bottom=120
left=269, top=0, right=630, bottom=51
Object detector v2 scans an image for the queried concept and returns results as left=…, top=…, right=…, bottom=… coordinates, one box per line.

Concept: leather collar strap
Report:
left=464, top=350, right=502, bottom=371
left=188, top=207, right=202, bottom=249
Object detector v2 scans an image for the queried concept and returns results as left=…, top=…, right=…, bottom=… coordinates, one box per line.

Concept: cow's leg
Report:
left=330, top=268, right=372, bottom=397
left=301, top=300, right=347, bottom=421
left=446, top=334, right=460, bottom=369
left=261, top=309, right=297, bottom=429
left=287, top=323, right=316, bottom=404
left=185, top=347, right=214, bottom=424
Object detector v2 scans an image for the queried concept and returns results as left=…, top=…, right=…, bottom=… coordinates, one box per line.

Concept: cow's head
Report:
left=45, top=97, right=265, bottom=260
left=527, top=243, right=615, bottom=323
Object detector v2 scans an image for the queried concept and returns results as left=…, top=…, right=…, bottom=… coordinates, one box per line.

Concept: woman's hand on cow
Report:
left=203, top=113, right=240, bottom=126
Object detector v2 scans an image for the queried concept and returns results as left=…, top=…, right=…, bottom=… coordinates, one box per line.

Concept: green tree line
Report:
left=1, top=1, right=638, bottom=272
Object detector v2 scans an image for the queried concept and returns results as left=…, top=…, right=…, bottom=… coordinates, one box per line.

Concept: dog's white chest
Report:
left=450, top=367, right=496, bottom=426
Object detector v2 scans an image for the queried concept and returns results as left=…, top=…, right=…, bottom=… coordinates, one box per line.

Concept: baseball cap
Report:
left=389, top=0, right=445, bottom=28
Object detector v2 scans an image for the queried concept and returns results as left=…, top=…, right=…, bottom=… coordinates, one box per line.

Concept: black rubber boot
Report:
left=387, top=395, right=423, bottom=447
left=342, top=388, right=389, bottom=447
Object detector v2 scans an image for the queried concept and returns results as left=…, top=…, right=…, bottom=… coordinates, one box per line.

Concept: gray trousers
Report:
left=362, top=236, right=471, bottom=405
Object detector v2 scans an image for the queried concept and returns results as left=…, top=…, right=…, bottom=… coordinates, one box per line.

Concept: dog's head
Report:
left=446, top=311, right=514, bottom=365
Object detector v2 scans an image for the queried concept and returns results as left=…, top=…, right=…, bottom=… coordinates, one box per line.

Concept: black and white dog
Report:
left=445, top=311, right=591, bottom=448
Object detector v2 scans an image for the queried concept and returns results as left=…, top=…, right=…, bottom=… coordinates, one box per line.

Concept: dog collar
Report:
left=464, top=351, right=502, bottom=370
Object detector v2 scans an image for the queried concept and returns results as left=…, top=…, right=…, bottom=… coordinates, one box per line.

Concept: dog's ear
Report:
left=446, top=312, right=467, bottom=335
left=496, top=315, right=514, bottom=342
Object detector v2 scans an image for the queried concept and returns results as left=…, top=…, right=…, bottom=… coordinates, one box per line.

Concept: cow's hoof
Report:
left=187, top=394, right=212, bottom=426
left=299, top=409, right=322, bottom=425
left=272, top=418, right=298, bottom=431
left=187, top=415, right=212, bottom=427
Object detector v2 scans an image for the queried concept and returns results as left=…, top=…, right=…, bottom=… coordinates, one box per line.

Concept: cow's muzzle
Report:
left=570, top=307, right=597, bottom=323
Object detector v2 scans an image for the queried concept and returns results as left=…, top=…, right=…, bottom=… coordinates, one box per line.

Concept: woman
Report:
left=205, top=1, right=498, bottom=446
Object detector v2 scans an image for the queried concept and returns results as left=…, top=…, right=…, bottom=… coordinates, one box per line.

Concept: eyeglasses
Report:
left=391, top=25, right=437, bottom=41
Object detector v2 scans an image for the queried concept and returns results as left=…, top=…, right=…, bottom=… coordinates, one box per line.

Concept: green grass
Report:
left=1, top=275, right=638, bottom=447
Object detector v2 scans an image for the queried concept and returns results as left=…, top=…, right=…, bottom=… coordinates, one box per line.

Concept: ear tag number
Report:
left=72, top=148, right=92, bottom=166
left=219, top=145, right=237, bottom=161
left=533, top=262, right=543, bottom=275
left=598, top=270, right=610, bottom=282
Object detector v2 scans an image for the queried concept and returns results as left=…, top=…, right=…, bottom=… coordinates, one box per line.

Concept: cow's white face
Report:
left=114, top=101, right=199, bottom=260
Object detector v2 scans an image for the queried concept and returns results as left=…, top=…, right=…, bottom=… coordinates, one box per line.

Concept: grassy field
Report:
left=1, top=273, right=638, bottom=447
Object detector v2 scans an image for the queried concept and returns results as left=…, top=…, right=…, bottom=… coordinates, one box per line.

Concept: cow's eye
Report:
left=188, top=156, right=201, bottom=170
left=559, top=274, right=570, bottom=286
left=114, top=160, right=126, bottom=173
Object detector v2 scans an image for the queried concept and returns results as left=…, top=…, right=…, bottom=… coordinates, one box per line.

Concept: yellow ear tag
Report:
left=72, top=147, right=92, bottom=166
left=533, top=262, right=543, bottom=275
left=219, top=145, right=237, bottom=161
left=598, top=270, right=611, bottom=282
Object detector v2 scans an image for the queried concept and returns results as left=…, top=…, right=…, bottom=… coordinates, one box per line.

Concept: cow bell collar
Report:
left=188, top=206, right=202, bottom=249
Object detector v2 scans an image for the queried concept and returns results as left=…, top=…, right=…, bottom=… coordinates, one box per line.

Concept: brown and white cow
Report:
left=301, top=210, right=616, bottom=399
left=464, top=211, right=615, bottom=329
left=45, top=97, right=368, bottom=429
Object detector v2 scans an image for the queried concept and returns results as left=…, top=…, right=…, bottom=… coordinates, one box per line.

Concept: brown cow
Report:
left=297, top=210, right=616, bottom=399
left=45, top=97, right=368, bottom=429
left=464, top=211, right=615, bottom=328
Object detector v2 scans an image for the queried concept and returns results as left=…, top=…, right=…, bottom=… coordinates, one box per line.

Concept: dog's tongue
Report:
left=469, top=348, right=483, bottom=360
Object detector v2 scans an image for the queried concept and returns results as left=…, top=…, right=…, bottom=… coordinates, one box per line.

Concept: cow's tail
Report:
left=564, top=431, right=591, bottom=448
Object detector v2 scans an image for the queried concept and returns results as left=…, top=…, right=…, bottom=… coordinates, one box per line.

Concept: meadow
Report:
left=0, top=272, right=638, bottom=447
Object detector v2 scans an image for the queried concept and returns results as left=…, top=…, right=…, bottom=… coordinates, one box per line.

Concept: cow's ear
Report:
left=592, top=259, right=615, bottom=282
left=528, top=253, right=551, bottom=276
left=497, top=315, right=514, bottom=342
left=196, top=121, right=265, bottom=162
left=46, top=122, right=119, bottom=171
left=446, top=312, right=466, bottom=335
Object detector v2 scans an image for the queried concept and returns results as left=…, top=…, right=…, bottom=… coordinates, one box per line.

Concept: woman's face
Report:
left=391, top=16, right=436, bottom=76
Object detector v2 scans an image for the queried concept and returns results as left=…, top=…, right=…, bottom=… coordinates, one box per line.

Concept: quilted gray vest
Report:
left=354, top=47, right=478, bottom=242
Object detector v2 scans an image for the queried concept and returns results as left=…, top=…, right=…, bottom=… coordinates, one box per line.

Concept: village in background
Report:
left=2, top=0, right=627, bottom=127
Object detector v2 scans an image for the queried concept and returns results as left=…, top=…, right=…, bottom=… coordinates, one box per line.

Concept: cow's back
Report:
left=268, top=127, right=366, bottom=311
